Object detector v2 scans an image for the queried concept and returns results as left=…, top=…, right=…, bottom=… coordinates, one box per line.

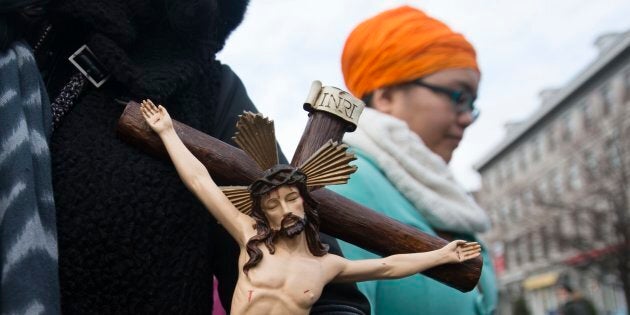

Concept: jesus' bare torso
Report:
left=232, top=233, right=340, bottom=315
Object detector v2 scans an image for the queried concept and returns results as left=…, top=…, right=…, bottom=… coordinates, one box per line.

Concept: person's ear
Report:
left=370, top=87, right=396, bottom=114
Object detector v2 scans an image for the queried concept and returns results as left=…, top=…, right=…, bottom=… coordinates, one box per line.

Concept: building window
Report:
left=538, top=178, right=549, bottom=201
left=540, top=226, right=549, bottom=259
left=512, top=156, right=520, bottom=179
left=505, top=158, right=513, bottom=181
left=500, top=202, right=510, bottom=224
left=531, top=137, right=540, bottom=162
left=513, top=239, right=521, bottom=267
left=482, top=173, right=492, bottom=191
left=546, top=126, right=556, bottom=152
left=487, top=171, right=495, bottom=190
left=569, top=162, right=582, bottom=190
left=513, top=198, right=522, bottom=219
left=492, top=207, right=501, bottom=226
left=481, top=173, right=492, bottom=192
left=523, top=190, right=534, bottom=207
left=503, top=243, right=510, bottom=271
left=538, top=135, right=545, bottom=156
left=601, top=198, right=615, bottom=239
left=624, top=68, right=630, bottom=102
left=578, top=212, right=592, bottom=241
left=495, top=205, right=507, bottom=227
left=505, top=162, right=513, bottom=182
left=571, top=211, right=582, bottom=243
left=522, top=236, right=531, bottom=264
left=518, top=148, right=527, bottom=170
left=583, top=149, right=598, bottom=177
left=553, top=169, right=564, bottom=195
left=554, top=216, right=565, bottom=250
left=601, top=83, right=614, bottom=116
left=492, top=172, right=501, bottom=189
left=607, top=138, right=621, bottom=168
left=527, top=233, right=535, bottom=262
left=495, top=168, right=503, bottom=188
left=581, top=100, right=594, bottom=130
left=561, top=113, right=572, bottom=141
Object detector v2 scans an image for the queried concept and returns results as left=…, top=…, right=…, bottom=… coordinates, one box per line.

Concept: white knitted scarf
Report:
left=344, top=108, right=490, bottom=234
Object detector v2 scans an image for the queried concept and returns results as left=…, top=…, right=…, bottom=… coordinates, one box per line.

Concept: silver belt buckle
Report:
left=68, top=44, right=110, bottom=88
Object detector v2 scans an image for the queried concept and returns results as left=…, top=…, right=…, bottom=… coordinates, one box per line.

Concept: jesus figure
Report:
left=140, top=100, right=481, bottom=315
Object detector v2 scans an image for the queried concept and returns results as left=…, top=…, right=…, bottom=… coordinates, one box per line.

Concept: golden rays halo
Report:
left=233, top=112, right=279, bottom=171
left=221, top=186, right=254, bottom=215
left=299, top=140, right=357, bottom=186
left=222, top=113, right=357, bottom=214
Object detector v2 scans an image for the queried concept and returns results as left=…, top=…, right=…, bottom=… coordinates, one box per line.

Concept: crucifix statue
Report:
left=136, top=97, right=480, bottom=314
left=117, top=82, right=484, bottom=305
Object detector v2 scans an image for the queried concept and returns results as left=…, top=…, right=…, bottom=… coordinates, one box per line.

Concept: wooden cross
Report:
left=117, top=81, right=482, bottom=292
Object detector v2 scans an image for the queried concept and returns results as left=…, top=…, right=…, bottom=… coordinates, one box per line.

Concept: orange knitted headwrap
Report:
left=342, top=6, right=479, bottom=99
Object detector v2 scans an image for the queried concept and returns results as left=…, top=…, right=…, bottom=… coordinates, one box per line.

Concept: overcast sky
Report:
left=218, top=0, right=630, bottom=190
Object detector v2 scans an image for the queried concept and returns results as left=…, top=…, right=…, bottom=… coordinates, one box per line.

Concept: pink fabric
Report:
left=212, top=276, right=226, bottom=315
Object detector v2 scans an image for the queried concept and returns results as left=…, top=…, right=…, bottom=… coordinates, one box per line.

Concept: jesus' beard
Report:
left=273, top=212, right=307, bottom=238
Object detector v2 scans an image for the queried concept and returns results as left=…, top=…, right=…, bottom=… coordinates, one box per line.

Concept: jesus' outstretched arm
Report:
left=328, top=240, right=481, bottom=283
left=140, top=99, right=254, bottom=245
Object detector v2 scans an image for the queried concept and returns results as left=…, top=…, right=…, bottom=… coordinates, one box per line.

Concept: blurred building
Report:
left=475, top=31, right=630, bottom=315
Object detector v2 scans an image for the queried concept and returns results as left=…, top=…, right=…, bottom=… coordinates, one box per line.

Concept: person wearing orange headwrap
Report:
left=342, top=5, right=479, bottom=101
left=329, top=6, right=498, bottom=315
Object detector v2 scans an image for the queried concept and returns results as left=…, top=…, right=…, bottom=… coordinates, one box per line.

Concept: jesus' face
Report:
left=260, top=185, right=306, bottom=237
left=243, top=180, right=328, bottom=273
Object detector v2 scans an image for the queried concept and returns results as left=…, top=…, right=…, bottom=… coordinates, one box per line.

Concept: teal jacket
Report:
left=329, top=150, right=498, bottom=315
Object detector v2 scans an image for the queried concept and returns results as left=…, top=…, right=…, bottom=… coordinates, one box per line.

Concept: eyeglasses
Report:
left=411, top=80, right=480, bottom=121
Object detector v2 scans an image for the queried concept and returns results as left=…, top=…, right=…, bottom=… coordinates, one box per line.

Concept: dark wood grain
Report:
left=291, top=111, right=348, bottom=166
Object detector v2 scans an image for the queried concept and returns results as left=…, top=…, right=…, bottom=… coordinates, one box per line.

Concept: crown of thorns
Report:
left=220, top=112, right=357, bottom=214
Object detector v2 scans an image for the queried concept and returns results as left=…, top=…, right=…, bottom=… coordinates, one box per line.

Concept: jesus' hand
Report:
left=442, top=240, right=481, bottom=263
left=140, top=99, right=174, bottom=135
